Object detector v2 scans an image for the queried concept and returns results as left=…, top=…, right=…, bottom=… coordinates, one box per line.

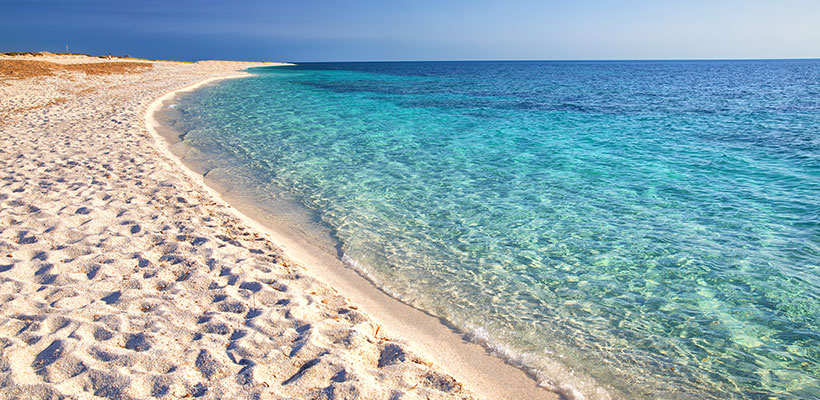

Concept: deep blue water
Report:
left=165, top=60, right=820, bottom=399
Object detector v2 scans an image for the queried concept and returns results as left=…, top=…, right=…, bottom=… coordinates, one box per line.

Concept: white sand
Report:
left=0, top=54, right=557, bottom=400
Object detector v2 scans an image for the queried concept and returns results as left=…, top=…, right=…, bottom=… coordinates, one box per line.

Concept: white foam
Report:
left=340, top=252, right=614, bottom=400
left=464, top=325, right=615, bottom=400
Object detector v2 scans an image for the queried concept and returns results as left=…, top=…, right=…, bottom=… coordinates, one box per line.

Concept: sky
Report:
left=1, top=0, right=818, bottom=62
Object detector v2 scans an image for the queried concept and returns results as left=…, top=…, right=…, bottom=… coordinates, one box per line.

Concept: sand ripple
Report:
left=0, top=56, right=473, bottom=400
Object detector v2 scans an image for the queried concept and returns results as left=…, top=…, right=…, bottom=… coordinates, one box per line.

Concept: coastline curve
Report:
left=143, top=70, right=562, bottom=400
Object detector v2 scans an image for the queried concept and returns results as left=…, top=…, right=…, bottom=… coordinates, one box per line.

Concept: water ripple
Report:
left=168, top=60, right=820, bottom=399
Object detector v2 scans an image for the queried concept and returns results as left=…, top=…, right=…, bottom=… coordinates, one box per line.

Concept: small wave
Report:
left=340, top=252, right=612, bottom=400
left=340, top=252, right=407, bottom=303
left=340, top=252, right=379, bottom=284
left=464, top=326, right=614, bottom=400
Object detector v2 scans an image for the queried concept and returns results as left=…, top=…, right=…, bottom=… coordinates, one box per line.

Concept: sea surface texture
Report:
left=166, top=61, right=820, bottom=399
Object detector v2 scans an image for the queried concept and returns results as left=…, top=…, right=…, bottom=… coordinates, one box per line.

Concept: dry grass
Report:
left=44, top=97, right=68, bottom=107
left=2, top=52, right=44, bottom=57
left=0, top=60, right=153, bottom=79
left=63, top=62, right=153, bottom=75
left=0, top=60, right=56, bottom=79
left=1, top=52, right=91, bottom=57
left=77, top=87, right=96, bottom=95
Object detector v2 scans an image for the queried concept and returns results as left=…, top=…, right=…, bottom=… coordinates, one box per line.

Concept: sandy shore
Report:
left=0, top=54, right=556, bottom=399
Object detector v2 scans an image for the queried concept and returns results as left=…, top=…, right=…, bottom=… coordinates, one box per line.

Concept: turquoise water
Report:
left=165, top=61, right=820, bottom=399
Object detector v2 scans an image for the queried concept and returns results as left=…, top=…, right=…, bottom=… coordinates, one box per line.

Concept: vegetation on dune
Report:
left=0, top=60, right=153, bottom=79
left=2, top=51, right=194, bottom=64
left=2, top=51, right=92, bottom=57
left=2, top=52, right=43, bottom=57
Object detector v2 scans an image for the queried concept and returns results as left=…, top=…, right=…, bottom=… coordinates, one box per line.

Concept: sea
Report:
left=160, top=60, right=820, bottom=399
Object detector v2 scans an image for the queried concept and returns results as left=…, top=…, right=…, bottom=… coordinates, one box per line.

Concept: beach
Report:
left=0, top=54, right=555, bottom=400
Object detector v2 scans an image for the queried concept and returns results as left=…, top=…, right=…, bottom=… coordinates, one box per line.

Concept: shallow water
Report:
left=165, top=61, right=820, bottom=399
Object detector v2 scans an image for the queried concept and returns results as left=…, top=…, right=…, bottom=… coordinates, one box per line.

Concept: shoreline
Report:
left=144, top=71, right=559, bottom=400
left=1, top=56, right=486, bottom=400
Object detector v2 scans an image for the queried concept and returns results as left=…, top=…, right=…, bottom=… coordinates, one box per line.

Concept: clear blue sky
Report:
left=1, top=0, right=818, bottom=61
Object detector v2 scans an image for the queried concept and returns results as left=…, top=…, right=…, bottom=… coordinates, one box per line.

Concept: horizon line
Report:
left=3, top=50, right=818, bottom=64
left=279, top=57, right=820, bottom=64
